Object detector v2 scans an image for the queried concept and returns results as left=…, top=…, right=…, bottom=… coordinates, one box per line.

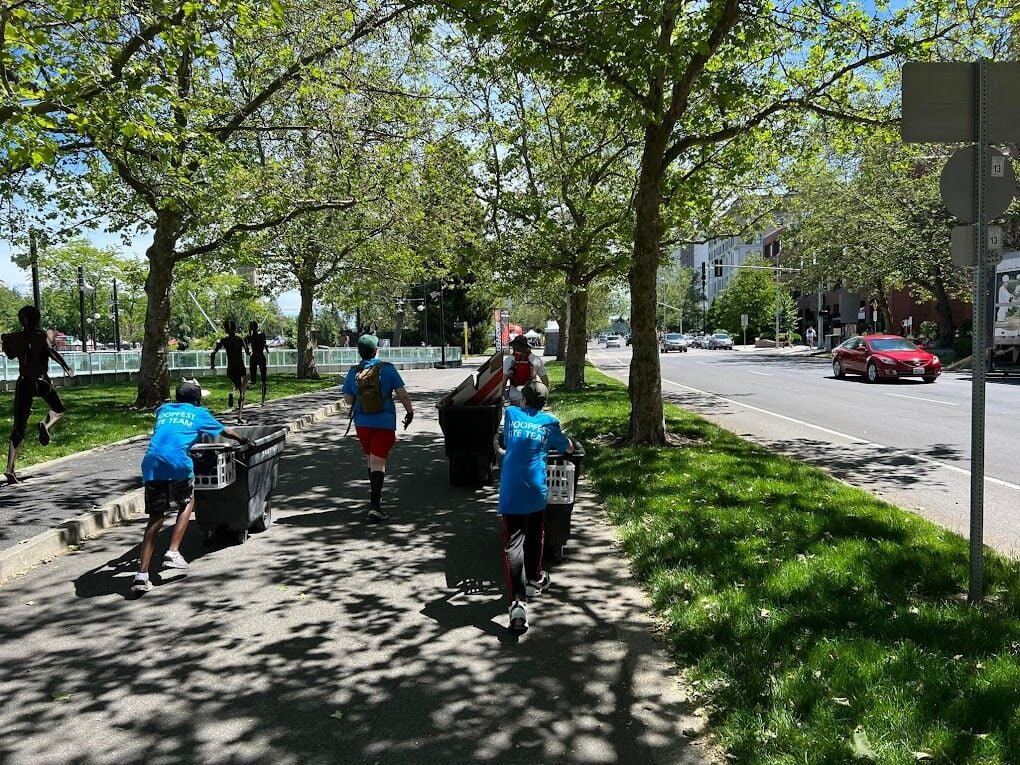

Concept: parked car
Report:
left=661, top=332, right=688, bottom=353
left=597, top=333, right=608, bottom=345
left=832, top=334, right=942, bottom=383
left=708, top=332, right=734, bottom=350
left=605, top=334, right=623, bottom=348
left=626, top=333, right=633, bottom=346
left=690, top=333, right=708, bottom=349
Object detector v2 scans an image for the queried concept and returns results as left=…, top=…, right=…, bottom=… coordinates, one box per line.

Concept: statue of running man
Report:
left=210, top=319, right=249, bottom=423
left=1, top=305, right=75, bottom=484
left=246, top=321, right=268, bottom=405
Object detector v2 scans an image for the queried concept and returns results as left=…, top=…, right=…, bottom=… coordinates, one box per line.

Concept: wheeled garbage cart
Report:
left=544, top=440, right=585, bottom=563
left=190, top=424, right=288, bottom=545
left=438, top=402, right=502, bottom=486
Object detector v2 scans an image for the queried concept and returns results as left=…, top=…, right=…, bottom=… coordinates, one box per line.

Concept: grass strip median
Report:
left=2, top=375, right=339, bottom=470
left=548, top=363, right=1020, bottom=764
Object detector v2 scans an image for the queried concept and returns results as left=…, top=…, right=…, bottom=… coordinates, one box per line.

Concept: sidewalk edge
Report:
left=11, top=386, right=343, bottom=481
left=0, top=399, right=344, bottom=585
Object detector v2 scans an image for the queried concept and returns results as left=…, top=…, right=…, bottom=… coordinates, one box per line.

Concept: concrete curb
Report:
left=0, top=398, right=345, bottom=585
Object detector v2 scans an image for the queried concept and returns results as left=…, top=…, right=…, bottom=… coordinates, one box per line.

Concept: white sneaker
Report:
left=526, top=571, right=551, bottom=597
left=508, top=601, right=528, bottom=632
left=163, top=551, right=189, bottom=569
left=131, top=576, right=152, bottom=593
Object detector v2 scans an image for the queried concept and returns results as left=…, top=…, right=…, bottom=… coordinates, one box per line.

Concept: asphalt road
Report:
left=0, top=364, right=711, bottom=765
left=593, top=345, right=1020, bottom=557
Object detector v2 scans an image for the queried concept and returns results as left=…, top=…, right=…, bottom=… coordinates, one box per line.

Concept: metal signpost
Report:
left=741, top=313, right=749, bottom=347
left=902, top=59, right=1017, bottom=604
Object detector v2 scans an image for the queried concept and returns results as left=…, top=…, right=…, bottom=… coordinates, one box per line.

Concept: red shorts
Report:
left=356, top=426, right=396, bottom=458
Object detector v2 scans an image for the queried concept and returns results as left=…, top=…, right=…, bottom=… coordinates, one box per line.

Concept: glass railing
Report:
left=1, top=346, right=461, bottom=382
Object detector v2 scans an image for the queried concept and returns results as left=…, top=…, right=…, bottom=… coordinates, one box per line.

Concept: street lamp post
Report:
left=774, top=241, right=782, bottom=348
left=431, top=286, right=446, bottom=368
left=112, top=279, right=121, bottom=352
left=77, top=267, right=88, bottom=352
left=29, top=230, right=41, bottom=311
left=422, top=281, right=429, bottom=346
left=90, top=292, right=99, bottom=350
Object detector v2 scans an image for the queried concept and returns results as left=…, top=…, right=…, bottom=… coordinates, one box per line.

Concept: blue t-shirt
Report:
left=141, top=403, right=226, bottom=482
left=342, top=359, right=406, bottom=430
left=498, top=406, right=570, bottom=515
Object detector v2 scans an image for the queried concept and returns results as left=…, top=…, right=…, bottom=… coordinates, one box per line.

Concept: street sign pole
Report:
left=969, top=60, right=989, bottom=604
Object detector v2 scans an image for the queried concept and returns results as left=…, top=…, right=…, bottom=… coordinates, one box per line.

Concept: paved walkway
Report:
left=0, top=389, right=345, bottom=550
left=0, top=366, right=714, bottom=765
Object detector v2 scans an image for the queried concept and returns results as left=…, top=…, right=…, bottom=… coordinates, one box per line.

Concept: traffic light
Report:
left=714, top=259, right=723, bottom=278
left=700, top=262, right=707, bottom=291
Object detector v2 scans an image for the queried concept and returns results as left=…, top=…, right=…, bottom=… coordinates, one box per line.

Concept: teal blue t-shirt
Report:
left=342, top=359, right=406, bottom=430
left=141, top=403, right=225, bottom=481
left=498, top=405, right=570, bottom=515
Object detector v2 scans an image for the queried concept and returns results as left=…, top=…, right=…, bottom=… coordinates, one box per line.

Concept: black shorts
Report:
left=226, top=366, right=246, bottom=389
left=144, top=479, right=194, bottom=516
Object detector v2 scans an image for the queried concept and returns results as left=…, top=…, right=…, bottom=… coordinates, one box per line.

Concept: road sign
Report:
left=740, top=313, right=748, bottom=329
left=951, top=225, right=1004, bottom=268
left=939, top=146, right=1015, bottom=223
left=902, top=62, right=1020, bottom=143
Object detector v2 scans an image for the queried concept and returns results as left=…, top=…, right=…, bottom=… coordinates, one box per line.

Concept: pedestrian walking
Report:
left=495, top=380, right=573, bottom=632
left=806, top=326, right=816, bottom=348
left=131, top=379, right=247, bottom=594
left=246, top=321, right=269, bottom=404
left=502, top=334, right=549, bottom=405
left=210, top=319, right=250, bottom=422
left=1, top=305, right=75, bottom=485
left=342, top=334, right=414, bottom=522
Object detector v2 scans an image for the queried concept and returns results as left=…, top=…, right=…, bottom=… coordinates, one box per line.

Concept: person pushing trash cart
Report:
left=131, top=379, right=248, bottom=594
left=494, top=380, right=574, bottom=632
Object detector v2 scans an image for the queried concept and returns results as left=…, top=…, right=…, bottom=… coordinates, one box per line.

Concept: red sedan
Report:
left=832, top=334, right=942, bottom=384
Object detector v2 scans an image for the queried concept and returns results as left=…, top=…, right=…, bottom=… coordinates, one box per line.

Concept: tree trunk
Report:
left=134, top=212, right=180, bottom=408
left=564, top=284, right=589, bottom=389
left=555, top=299, right=567, bottom=363
left=627, top=127, right=667, bottom=444
left=296, top=278, right=319, bottom=380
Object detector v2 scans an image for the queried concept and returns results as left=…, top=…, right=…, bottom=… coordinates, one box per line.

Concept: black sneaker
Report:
left=526, top=571, right=551, bottom=597
left=38, top=421, right=50, bottom=446
left=367, top=504, right=389, bottom=523
left=508, top=601, right=528, bottom=632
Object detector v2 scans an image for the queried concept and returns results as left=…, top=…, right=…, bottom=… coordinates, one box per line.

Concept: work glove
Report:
left=403, top=411, right=414, bottom=430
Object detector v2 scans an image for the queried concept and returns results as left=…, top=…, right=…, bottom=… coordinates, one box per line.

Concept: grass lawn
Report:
left=2, top=374, right=340, bottom=470
left=548, top=363, right=1020, bottom=764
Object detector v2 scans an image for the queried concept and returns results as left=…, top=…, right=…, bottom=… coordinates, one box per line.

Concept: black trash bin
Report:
left=544, top=440, right=585, bottom=563
left=190, top=424, right=288, bottom=545
left=437, top=402, right=503, bottom=486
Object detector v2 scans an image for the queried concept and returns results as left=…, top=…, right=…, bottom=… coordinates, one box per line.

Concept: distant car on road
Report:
left=690, top=333, right=709, bottom=349
left=626, top=333, right=633, bottom=346
left=708, top=332, right=733, bottom=350
left=605, top=334, right=623, bottom=348
left=832, top=334, right=941, bottom=383
left=661, top=332, right=688, bottom=353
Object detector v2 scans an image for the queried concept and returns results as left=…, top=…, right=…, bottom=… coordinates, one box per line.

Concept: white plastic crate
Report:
left=191, top=445, right=237, bottom=490
left=546, top=461, right=576, bottom=504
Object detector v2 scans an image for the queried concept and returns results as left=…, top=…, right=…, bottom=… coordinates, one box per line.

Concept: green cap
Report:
left=357, top=334, right=379, bottom=351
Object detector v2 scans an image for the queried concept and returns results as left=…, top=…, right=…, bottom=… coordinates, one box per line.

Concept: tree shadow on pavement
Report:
left=0, top=385, right=707, bottom=765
